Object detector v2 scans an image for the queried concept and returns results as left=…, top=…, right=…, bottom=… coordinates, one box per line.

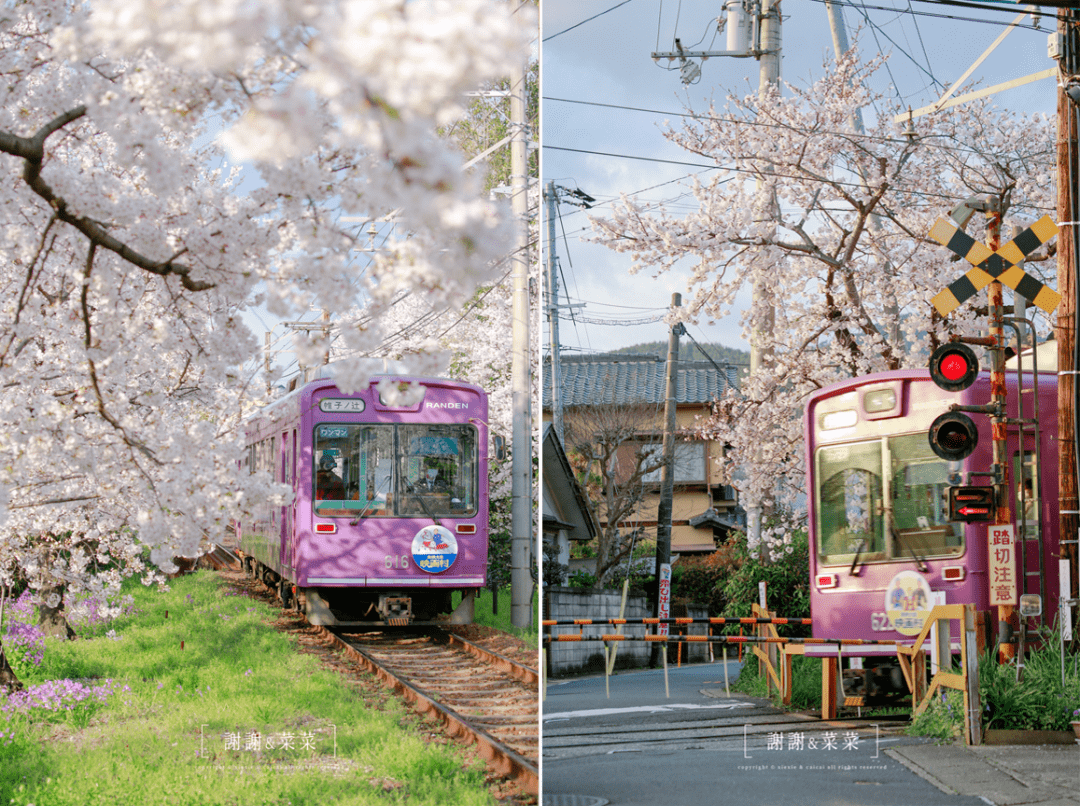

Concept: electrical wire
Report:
left=542, top=97, right=1056, bottom=162
left=544, top=144, right=1057, bottom=212
left=542, top=0, right=634, bottom=43
left=809, top=0, right=1047, bottom=31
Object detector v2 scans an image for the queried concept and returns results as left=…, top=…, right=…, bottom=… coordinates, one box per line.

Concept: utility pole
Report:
left=653, top=293, right=683, bottom=664
left=823, top=1, right=900, bottom=346
left=748, top=0, right=781, bottom=551
left=544, top=181, right=564, bottom=443
left=651, top=3, right=782, bottom=552
left=509, top=51, right=533, bottom=630
left=1056, top=7, right=1080, bottom=644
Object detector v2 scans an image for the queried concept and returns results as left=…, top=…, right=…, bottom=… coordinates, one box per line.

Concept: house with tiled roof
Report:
left=542, top=353, right=745, bottom=565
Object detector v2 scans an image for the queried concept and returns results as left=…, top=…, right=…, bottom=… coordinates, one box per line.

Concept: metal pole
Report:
left=509, top=51, right=533, bottom=630
left=987, top=207, right=1018, bottom=663
left=545, top=181, right=564, bottom=443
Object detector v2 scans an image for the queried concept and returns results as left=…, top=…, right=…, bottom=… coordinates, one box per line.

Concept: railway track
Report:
left=323, top=627, right=540, bottom=796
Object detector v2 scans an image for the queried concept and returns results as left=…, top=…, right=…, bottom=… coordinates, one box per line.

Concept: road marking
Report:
left=542, top=701, right=754, bottom=721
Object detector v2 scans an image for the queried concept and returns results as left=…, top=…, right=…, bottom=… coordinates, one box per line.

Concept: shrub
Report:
left=670, top=540, right=741, bottom=615
left=720, top=529, right=810, bottom=635
left=908, top=688, right=965, bottom=741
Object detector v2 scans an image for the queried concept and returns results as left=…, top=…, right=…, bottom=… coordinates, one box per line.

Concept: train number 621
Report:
left=870, top=612, right=893, bottom=632
left=385, top=555, right=411, bottom=570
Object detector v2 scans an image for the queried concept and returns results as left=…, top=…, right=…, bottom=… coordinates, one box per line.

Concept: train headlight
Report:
left=928, top=411, right=979, bottom=461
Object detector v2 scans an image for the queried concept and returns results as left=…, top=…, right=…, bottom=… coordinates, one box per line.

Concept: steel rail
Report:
left=320, top=627, right=539, bottom=796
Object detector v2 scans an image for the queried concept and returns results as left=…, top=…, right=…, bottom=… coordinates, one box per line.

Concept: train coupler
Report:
left=379, top=595, right=412, bottom=624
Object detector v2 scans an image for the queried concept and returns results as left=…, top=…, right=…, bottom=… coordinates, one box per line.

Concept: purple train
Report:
left=804, top=362, right=1063, bottom=699
left=236, top=373, right=491, bottom=626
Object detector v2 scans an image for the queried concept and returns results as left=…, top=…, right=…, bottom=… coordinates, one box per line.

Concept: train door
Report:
left=281, top=430, right=291, bottom=573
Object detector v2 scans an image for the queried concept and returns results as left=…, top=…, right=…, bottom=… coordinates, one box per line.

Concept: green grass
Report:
left=1, top=572, right=497, bottom=806
left=729, top=653, right=823, bottom=712
left=458, top=586, right=538, bottom=648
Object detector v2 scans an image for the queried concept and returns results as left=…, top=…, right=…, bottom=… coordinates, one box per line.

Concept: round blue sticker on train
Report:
left=412, top=526, right=458, bottom=574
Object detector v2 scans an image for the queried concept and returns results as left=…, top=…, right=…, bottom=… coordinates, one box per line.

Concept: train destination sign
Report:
left=319, top=398, right=366, bottom=413
left=948, top=485, right=995, bottom=523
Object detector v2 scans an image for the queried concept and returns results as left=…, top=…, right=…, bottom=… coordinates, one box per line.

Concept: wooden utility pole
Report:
left=1057, top=7, right=1080, bottom=644
left=652, top=293, right=682, bottom=666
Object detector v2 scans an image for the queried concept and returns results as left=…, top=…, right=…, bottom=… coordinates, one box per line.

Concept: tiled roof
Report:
left=542, top=354, right=740, bottom=408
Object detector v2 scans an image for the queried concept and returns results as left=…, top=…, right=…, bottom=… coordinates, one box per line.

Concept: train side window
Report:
left=1013, top=451, right=1037, bottom=536
left=282, top=432, right=290, bottom=485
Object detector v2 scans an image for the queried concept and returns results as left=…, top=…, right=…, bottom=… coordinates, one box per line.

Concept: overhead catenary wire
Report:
left=543, top=144, right=1058, bottom=214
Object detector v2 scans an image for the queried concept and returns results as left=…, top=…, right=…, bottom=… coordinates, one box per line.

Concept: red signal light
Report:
left=929, top=342, right=979, bottom=392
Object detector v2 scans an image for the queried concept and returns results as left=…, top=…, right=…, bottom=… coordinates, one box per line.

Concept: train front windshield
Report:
left=313, top=424, right=478, bottom=517
left=815, top=433, right=963, bottom=565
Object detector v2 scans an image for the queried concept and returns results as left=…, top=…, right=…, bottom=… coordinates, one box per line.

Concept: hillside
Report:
left=608, top=340, right=750, bottom=366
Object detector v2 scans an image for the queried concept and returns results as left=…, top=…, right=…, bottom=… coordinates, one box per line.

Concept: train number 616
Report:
left=385, top=554, right=411, bottom=570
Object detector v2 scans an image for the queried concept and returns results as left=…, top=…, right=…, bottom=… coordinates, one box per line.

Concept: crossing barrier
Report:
left=543, top=605, right=983, bottom=745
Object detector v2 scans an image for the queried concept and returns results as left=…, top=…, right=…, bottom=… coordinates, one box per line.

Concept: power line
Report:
left=543, top=144, right=1056, bottom=211
left=542, top=96, right=1055, bottom=161
left=543, top=0, right=634, bottom=42
left=807, top=0, right=1047, bottom=31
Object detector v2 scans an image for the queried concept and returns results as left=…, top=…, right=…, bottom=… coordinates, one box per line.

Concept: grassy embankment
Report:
left=459, top=588, right=538, bottom=648
left=0, top=571, right=505, bottom=806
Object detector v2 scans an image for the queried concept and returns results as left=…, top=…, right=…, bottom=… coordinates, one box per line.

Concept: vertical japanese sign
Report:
left=658, top=563, right=672, bottom=636
left=988, top=524, right=1017, bottom=606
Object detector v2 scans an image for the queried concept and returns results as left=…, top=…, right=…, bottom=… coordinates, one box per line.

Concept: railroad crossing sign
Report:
left=929, top=214, right=1060, bottom=316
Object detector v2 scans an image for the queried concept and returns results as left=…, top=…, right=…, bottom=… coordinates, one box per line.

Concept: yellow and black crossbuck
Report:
left=928, top=214, right=1060, bottom=317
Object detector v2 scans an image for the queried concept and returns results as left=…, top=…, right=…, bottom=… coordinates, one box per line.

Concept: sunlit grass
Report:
left=1, top=572, right=496, bottom=806
left=460, top=586, right=538, bottom=648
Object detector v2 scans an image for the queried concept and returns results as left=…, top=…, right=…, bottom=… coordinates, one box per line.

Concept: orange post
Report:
left=821, top=656, right=838, bottom=720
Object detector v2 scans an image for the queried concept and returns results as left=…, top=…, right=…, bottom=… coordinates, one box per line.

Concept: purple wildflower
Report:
left=3, top=621, right=45, bottom=667
left=0, top=678, right=117, bottom=718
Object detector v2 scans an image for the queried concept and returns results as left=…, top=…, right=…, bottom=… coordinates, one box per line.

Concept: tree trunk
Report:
left=0, top=639, right=23, bottom=692
left=37, top=585, right=76, bottom=640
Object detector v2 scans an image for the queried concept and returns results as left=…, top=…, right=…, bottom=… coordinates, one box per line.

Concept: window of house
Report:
left=640, top=441, right=707, bottom=484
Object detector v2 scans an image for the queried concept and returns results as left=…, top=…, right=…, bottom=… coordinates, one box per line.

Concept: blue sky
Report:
left=541, top=0, right=1058, bottom=358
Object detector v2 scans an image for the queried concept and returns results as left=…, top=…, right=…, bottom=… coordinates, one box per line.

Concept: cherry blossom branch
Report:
left=0, top=107, right=215, bottom=292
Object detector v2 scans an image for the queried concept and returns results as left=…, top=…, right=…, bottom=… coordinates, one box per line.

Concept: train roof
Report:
left=243, top=365, right=482, bottom=430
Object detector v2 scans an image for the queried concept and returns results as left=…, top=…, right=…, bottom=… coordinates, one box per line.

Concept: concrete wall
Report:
left=544, top=587, right=710, bottom=677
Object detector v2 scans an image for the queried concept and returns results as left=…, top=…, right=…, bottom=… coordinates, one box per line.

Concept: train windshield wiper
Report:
left=849, top=538, right=866, bottom=576
left=408, top=488, right=441, bottom=526
left=893, top=526, right=929, bottom=573
left=349, top=476, right=390, bottom=526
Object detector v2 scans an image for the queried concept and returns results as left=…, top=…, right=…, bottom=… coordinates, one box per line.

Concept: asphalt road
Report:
left=541, top=661, right=992, bottom=806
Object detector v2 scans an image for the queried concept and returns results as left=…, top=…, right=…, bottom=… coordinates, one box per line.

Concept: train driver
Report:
left=316, top=455, right=346, bottom=500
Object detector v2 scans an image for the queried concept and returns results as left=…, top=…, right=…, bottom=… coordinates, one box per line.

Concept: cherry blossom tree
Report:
left=0, top=0, right=534, bottom=687
left=590, top=51, right=1056, bottom=557
left=560, top=398, right=669, bottom=586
